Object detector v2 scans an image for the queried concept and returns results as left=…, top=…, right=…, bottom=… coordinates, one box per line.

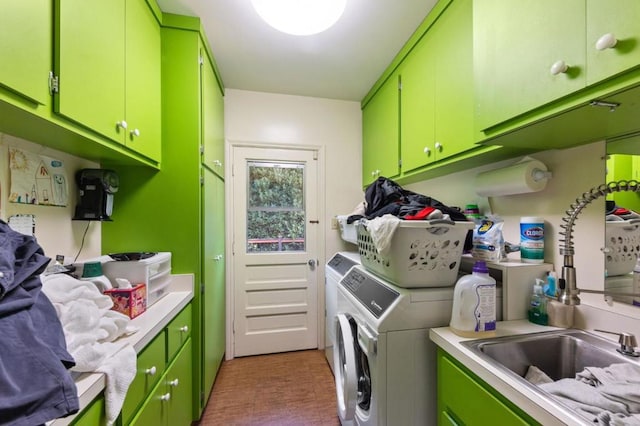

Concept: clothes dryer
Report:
left=325, top=251, right=361, bottom=374
left=334, top=265, right=502, bottom=426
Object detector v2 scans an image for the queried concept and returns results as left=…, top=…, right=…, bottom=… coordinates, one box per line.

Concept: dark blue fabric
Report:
left=0, top=220, right=78, bottom=425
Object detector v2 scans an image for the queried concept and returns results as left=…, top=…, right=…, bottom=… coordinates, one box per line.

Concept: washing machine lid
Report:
left=340, top=267, right=400, bottom=319
left=327, top=252, right=361, bottom=276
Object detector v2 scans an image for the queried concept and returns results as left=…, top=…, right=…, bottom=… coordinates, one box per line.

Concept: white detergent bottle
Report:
left=450, top=260, right=497, bottom=337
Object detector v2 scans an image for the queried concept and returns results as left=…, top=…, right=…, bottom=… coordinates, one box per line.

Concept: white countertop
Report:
left=50, top=274, right=194, bottom=426
left=430, top=321, right=594, bottom=426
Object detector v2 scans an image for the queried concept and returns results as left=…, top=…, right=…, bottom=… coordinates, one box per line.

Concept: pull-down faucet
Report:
left=558, top=180, right=640, bottom=305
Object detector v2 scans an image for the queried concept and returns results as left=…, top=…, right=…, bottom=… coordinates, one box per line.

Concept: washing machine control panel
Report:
left=328, top=253, right=358, bottom=276
left=341, top=268, right=400, bottom=318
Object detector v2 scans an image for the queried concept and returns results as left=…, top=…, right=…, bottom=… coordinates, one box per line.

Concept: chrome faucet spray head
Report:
left=558, top=180, right=640, bottom=305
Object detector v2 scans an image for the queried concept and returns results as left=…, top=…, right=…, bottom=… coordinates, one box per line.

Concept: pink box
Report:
left=104, top=284, right=147, bottom=319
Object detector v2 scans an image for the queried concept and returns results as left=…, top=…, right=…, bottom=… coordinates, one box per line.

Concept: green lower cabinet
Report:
left=130, top=339, right=192, bottom=426
left=70, top=395, right=106, bottom=426
left=121, top=330, right=166, bottom=425
left=437, top=349, right=539, bottom=425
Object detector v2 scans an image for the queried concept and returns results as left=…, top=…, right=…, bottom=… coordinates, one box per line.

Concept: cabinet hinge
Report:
left=199, top=145, right=205, bottom=154
left=200, top=391, right=205, bottom=407
left=201, top=283, right=205, bottom=294
left=199, top=55, right=204, bottom=66
left=48, top=71, right=59, bottom=95
left=398, top=159, right=402, bottom=167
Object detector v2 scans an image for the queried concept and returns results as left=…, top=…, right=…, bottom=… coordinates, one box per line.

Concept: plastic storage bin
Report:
left=357, top=220, right=473, bottom=288
left=103, top=252, right=172, bottom=306
left=605, top=220, right=640, bottom=276
left=337, top=215, right=358, bottom=245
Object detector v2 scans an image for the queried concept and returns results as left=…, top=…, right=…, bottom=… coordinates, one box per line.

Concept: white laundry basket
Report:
left=357, top=219, right=474, bottom=288
left=605, top=220, right=640, bottom=277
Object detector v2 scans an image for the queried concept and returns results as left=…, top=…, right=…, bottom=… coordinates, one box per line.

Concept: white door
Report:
left=232, top=146, right=320, bottom=357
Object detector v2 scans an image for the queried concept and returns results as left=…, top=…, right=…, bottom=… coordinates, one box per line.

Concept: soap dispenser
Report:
left=528, top=279, right=548, bottom=325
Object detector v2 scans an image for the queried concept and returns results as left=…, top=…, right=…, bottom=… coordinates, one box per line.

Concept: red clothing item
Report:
left=405, top=206, right=437, bottom=220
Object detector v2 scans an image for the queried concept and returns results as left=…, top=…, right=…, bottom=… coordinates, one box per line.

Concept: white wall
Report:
left=224, top=89, right=363, bottom=261
left=0, top=133, right=101, bottom=265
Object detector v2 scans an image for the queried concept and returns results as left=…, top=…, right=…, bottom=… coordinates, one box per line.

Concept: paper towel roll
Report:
left=474, top=160, right=550, bottom=197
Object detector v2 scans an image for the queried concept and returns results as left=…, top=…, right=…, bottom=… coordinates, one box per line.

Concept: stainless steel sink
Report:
left=462, top=329, right=632, bottom=381
left=461, top=329, right=640, bottom=421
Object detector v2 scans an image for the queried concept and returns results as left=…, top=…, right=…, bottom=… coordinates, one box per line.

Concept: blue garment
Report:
left=0, top=220, right=78, bottom=425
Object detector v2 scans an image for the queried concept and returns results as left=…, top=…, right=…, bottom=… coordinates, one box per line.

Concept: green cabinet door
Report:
left=202, top=167, right=226, bottom=405
left=125, top=0, right=162, bottom=161
left=54, top=0, right=125, bottom=142
left=202, top=53, right=225, bottom=177
left=71, top=395, right=105, bottom=426
left=474, top=0, right=585, bottom=132
left=167, top=339, right=193, bottom=426
left=586, top=0, right=640, bottom=86
left=438, top=350, right=539, bottom=425
left=433, top=0, right=473, bottom=160
left=362, top=72, right=400, bottom=186
left=399, top=29, right=436, bottom=173
left=400, top=0, right=473, bottom=173
left=0, top=0, right=51, bottom=105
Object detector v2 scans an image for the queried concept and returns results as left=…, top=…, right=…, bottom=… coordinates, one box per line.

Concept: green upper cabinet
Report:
left=54, top=0, right=161, bottom=162
left=0, top=0, right=51, bottom=105
left=586, top=0, right=640, bottom=86
left=362, top=71, right=400, bottom=186
left=125, top=0, right=162, bottom=162
left=400, top=0, right=473, bottom=174
left=399, top=31, right=436, bottom=173
left=201, top=52, right=225, bottom=177
left=473, top=0, right=586, bottom=132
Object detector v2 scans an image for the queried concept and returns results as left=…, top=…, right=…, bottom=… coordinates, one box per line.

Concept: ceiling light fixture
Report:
left=251, top=0, right=347, bottom=36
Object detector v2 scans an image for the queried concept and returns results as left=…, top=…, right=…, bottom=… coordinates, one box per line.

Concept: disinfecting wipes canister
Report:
left=520, top=217, right=544, bottom=263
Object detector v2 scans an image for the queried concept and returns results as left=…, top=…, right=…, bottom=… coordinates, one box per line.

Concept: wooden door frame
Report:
left=224, top=140, right=326, bottom=360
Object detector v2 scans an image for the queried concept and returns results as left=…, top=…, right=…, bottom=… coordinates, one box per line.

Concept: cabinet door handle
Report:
left=596, top=33, right=617, bottom=50
left=213, top=160, right=222, bottom=167
left=179, top=325, right=189, bottom=333
left=116, top=120, right=128, bottom=130
left=435, top=142, right=443, bottom=152
left=550, top=60, right=569, bottom=75
left=423, top=147, right=431, bottom=157
left=160, top=393, right=171, bottom=402
left=130, top=128, right=140, bottom=138
left=145, top=366, right=157, bottom=376
left=169, top=378, right=179, bottom=387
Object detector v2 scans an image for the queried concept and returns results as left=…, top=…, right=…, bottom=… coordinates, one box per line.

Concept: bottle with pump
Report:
left=528, top=279, right=548, bottom=325
left=450, top=260, right=497, bottom=337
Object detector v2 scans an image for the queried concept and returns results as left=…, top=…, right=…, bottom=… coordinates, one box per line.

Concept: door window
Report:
left=246, top=161, right=306, bottom=253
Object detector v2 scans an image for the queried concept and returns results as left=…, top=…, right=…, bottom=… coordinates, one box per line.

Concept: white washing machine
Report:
left=326, top=251, right=361, bottom=374
left=334, top=265, right=502, bottom=426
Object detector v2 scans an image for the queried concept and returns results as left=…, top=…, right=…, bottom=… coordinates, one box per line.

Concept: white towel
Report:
left=540, top=378, right=629, bottom=419
left=524, top=365, right=554, bottom=385
left=364, top=215, right=401, bottom=256
left=576, top=363, right=640, bottom=387
left=41, top=274, right=138, bottom=425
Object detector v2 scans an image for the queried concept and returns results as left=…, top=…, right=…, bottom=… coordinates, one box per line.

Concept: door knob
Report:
left=308, top=259, right=316, bottom=270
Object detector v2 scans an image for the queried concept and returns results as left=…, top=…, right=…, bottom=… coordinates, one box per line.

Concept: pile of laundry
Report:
left=526, top=363, right=640, bottom=425
left=345, top=177, right=471, bottom=255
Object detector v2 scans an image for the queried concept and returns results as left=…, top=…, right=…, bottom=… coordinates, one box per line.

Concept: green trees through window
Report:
left=247, top=162, right=306, bottom=252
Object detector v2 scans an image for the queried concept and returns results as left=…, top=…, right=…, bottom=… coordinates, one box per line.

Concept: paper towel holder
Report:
left=474, top=157, right=552, bottom=197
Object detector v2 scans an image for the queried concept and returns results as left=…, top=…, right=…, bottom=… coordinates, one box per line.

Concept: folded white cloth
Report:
left=364, top=215, right=401, bottom=256
left=525, top=365, right=554, bottom=385
left=41, top=274, right=138, bottom=425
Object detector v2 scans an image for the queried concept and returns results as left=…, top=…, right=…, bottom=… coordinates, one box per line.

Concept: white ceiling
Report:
left=155, top=0, right=438, bottom=101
